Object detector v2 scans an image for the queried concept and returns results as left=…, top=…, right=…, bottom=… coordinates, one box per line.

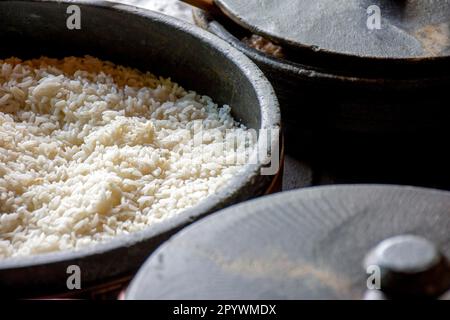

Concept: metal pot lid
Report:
left=126, top=185, right=450, bottom=300
left=214, top=0, right=450, bottom=60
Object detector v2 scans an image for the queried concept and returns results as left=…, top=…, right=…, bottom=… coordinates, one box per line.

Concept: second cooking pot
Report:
left=193, top=9, right=450, bottom=189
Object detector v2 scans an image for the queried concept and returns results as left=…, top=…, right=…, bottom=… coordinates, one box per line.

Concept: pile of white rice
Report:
left=0, top=56, right=253, bottom=258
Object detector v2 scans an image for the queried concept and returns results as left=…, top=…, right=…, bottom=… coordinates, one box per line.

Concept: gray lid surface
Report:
left=215, top=0, right=450, bottom=59
left=126, top=185, right=450, bottom=300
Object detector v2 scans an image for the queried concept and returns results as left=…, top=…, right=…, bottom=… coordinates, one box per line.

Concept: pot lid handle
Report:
left=363, top=235, right=450, bottom=299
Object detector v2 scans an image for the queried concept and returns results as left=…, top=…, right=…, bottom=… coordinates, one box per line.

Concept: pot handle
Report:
left=180, top=0, right=219, bottom=13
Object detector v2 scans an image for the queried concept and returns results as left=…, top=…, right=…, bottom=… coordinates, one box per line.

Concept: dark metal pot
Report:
left=194, top=10, right=450, bottom=189
left=0, top=0, right=280, bottom=298
left=126, top=184, right=450, bottom=300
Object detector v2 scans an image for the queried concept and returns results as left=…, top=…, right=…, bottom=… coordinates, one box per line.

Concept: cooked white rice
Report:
left=0, top=56, right=253, bottom=258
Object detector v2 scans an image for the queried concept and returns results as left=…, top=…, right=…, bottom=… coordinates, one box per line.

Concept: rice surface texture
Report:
left=0, top=56, right=253, bottom=258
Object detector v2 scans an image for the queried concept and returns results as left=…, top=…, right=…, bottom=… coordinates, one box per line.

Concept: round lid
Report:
left=126, top=185, right=450, bottom=300
left=214, top=0, right=450, bottom=60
